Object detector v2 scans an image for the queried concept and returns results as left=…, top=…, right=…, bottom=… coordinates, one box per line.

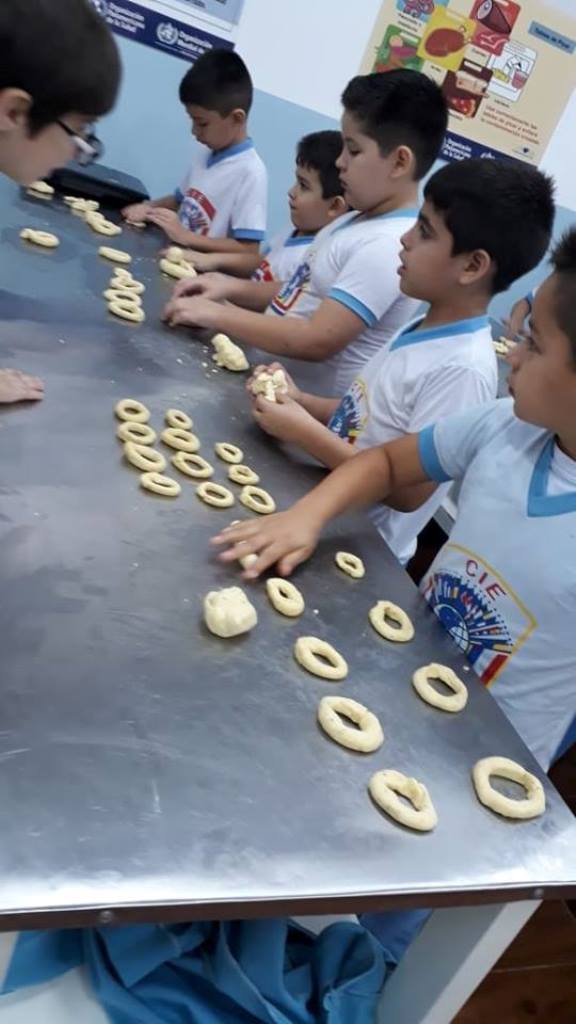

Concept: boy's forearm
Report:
left=298, top=392, right=339, bottom=424
left=151, top=195, right=178, bottom=210
left=293, top=445, right=397, bottom=528
left=186, top=235, right=261, bottom=256
left=205, top=251, right=262, bottom=277
left=294, top=419, right=356, bottom=469
left=209, top=304, right=326, bottom=359
left=219, top=279, right=280, bottom=312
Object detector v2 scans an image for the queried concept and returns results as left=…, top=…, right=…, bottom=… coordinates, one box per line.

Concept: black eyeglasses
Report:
left=56, top=121, right=103, bottom=167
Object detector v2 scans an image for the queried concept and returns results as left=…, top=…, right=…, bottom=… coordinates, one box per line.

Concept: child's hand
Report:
left=211, top=508, right=321, bottom=579
left=163, top=295, right=220, bottom=330
left=122, top=201, right=151, bottom=223
left=146, top=209, right=191, bottom=244
left=183, top=251, right=219, bottom=273
left=251, top=393, right=312, bottom=444
left=0, top=369, right=44, bottom=404
left=247, top=362, right=301, bottom=402
left=172, top=272, right=234, bottom=302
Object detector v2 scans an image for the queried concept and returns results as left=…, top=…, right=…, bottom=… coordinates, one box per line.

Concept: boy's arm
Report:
left=251, top=395, right=355, bottom=468
left=170, top=272, right=286, bottom=312
left=122, top=194, right=177, bottom=221
left=144, top=207, right=261, bottom=253
left=185, top=248, right=263, bottom=277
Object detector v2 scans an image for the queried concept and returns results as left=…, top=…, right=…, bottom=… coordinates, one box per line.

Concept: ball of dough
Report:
left=204, top=586, right=258, bottom=638
left=211, top=333, right=249, bottom=372
left=250, top=369, right=288, bottom=402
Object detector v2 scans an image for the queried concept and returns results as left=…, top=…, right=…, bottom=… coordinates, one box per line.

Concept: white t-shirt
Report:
left=418, top=398, right=576, bottom=769
left=176, top=139, right=267, bottom=242
left=328, top=316, right=497, bottom=564
left=266, top=209, right=421, bottom=394
left=252, top=229, right=315, bottom=284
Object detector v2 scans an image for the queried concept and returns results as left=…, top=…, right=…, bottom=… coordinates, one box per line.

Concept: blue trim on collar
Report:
left=207, top=138, right=254, bottom=168
left=390, top=315, right=490, bottom=351
left=332, top=207, right=419, bottom=234
left=527, top=437, right=576, bottom=517
left=285, top=233, right=315, bottom=247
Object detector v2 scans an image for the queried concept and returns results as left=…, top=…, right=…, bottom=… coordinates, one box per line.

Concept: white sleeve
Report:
left=408, top=365, right=497, bottom=436
left=327, top=233, right=402, bottom=326
left=418, top=398, right=512, bottom=483
left=230, top=163, right=268, bottom=241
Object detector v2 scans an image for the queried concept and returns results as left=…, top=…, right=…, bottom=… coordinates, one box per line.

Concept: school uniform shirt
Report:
left=175, top=139, right=267, bottom=242
left=418, top=398, right=576, bottom=770
left=329, top=316, right=497, bottom=565
left=266, top=209, right=421, bottom=394
left=252, top=229, right=315, bottom=284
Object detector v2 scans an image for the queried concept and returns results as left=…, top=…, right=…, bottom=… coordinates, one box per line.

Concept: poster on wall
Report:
left=360, top=0, right=576, bottom=165
left=89, top=0, right=244, bottom=63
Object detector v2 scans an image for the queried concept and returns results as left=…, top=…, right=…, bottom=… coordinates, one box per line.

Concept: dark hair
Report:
left=0, top=0, right=121, bottom=134
left=179, top=49, right=252, bottom=116
left=296, top=131, right=343, bottom=199
left=551, top=229, right=576, bottom=365
left=424, top=159, right=555, bottom=294
left=341, top=70, right=447, bottom=180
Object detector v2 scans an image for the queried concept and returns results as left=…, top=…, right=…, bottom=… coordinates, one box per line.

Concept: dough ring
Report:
left=111, top=278, right=144, bottom=294
left=228, top=464, right=260, bottom=486
left=318, top=696, right=383, bottom=753
left=369, top=770, right=438, bottom=832
left=140, top=472, right=181, bottom=497
left=161, top=427, right=200, bottom=453
left=165, top=408, right=192, bottom=430
left=159, top=257, right=196, bottom=280
left=196, top=481, right=235, bottom=508
left=369, top=600, right=414, bottom=643
left=412, top=663, right=468, bottom=713
left=335, top=551, right=365, bottom=579
left=20, top=228, right=59, bottom=248
left=87, top=214, right=122, bottom=236
left=27, top=180, right=54, bottom=196
left=104, top=288, right=142, bottom=305
left=115, top=399, right=150, bottom=423
left=99, top=246, right=132, bottom=264
left=266, top=578, right=304, bottom=617
left=240, top=485, right=276, bottom=515
left=116, top=421, right=157, bottom=445
left=204, top=586, right=257, bottom=638
left=472, top=757, right=545, bottom=820
left=172, top=452, right=213, bottom=479
left=215, top=442, right=243, bottom=464
left=165, top=246, right=185, bottom=263
left=109, top=300, right=145, bottom=323
left=294, top=637, right=348, bottom=681
left=124, top=442, right=166, bottom=473
left=111, top=268, right=133, bottom=283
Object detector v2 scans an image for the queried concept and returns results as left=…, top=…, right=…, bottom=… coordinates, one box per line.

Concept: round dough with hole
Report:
left=196, top=481, right=235, bottom=508
left=228, top=464, right=260, bottom=486
left=113, top=278, right=144, bottom=295
left=109, top=300, right=145, bottom=324
left=165, top=408, right=192, bottom=430
left=335, top=551, right=365, bottom=579
left=266, top=578, right=304, bottom=617
left=215, top=442, right=243, bottom=464
left=111, top=268, right=133, bottom=283
left=204, top=586, right=257, bottom=638
left=318, top=696, right=383, bottom=753
left=240, top=485, right=276, bottom=515
left=472, top=757, right=545, bottom=820
left=20, top=228, right=59, bottom=248
left=172, top=452, right=213, bottom=479
left=116, top=421, right=156, bottom=445
left=161, top=427, right=200, bottom=453
left=115, top=399, right=150, bottom=423
left=412, top=663, right=468, bottom=713
left=140, top=472, right=181, bottom=497
left=294, top=637, right=348, bottom=681
left=369, top=770, right=437, bottom=832
left=104, top=288, right=142, bottom=305
left=165, top=246, right=185, bottom=264
left=99, top=246, right=131, bottom=264
left=369, top=600, right=414, bottom=642
left=124, top=442, right=166, bottom=473
left=159, top=257, right=195, bottom=280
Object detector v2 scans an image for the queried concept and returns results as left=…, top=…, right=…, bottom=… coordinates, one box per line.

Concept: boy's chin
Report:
left=398, top=274, right=423, bottom=301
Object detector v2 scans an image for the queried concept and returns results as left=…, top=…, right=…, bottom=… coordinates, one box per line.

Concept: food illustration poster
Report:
left=361, top=0, right=576, bottom=165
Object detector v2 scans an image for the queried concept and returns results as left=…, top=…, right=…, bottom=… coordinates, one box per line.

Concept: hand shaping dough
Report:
left=161, top=427, right=200, bottom=453
left=20, top=228, right=59, bottom=248
left=215, top=442, right=243, bottom=464
left=369, top=770, right=438, bottom=832
left=99, top=246, right=131, bottom=264
left=250, top=368, right=288, bottom=402
left=472, top=757, right=545, bottom=820
left=140, top=471, right=181, bottom=497
left=335, top=551, right=365, bottom=579
left=228, top=464, right=260, bottom=486
left=171, top=452, right=213, bottom=479
left=266, top=578, right=304, bottom=617
left=159, top=257, right=196, bottom=280
left=211, top=333, right=249, bottom=372
left=116, top=421, right=157, bottom=445
left=27, top=180, right=54, bottom=197
left=109, top=300, right=145, bottom=324
left=196, top=481, right=235, bottom=508
left=318, top=696, right=383, bottom=753
left=115, top=399, right=150, bottom=423
left=369, top=600, right=414, bottom=643
left=204, top=586, right=257, bottom=638
left=228, top=521, right=258, bottom=569
left=412, top=663, right=468, bottom=713
left=165, top=408, right=192, bottom=430
left=240, top=485, right=276, bottom=515
left=294, top=637, right=348, bottom=681
left=124, top=442, right=166, bottom=473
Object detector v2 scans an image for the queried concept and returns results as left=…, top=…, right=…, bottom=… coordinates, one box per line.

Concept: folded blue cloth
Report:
left=3, top=918, right=387, bottom=1024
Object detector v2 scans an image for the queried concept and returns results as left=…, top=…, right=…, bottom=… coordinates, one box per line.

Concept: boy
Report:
left=246, top=159, right=554, bottom=565
left=178, top=131, right=347, bottom=280
left=0, top=0, right=120, bottom=404
left=163, top=70, right=448, bottom=395
left=122, top=50, right=267, bottom=256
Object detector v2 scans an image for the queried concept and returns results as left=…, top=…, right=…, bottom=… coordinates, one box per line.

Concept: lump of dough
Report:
left=204, top=586, right=258, bottom=638
left=211, top=333, right=249, bottom=372
left=250, top=369, right=288, bottom=403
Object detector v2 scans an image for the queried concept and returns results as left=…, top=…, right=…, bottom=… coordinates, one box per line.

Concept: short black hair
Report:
left=0, top=0, right=121, bottom=134
left=551, top=229, right=576, bottom=365
left=296, top=131, right=343, bottom=199
left=424, top=159, right=555, bottom=294
left=341, top=70, right=447, bottom=180
left=179, top=49, right=253, bottom=116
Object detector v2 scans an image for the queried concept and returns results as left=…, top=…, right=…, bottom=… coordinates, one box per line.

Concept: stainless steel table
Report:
left=0, top=180, right=574, bottom=1022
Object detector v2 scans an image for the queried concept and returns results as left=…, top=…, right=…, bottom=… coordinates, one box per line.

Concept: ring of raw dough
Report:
left=294, top=637, right=348, bottom=681
left=240, top=485, right=276, bottom=515
left=215, top=442, right=243, bottom=464
left=111, top=278, right=144, bottom=295
left=369, top=600, right=415, bottom=643
left=20, top=228, right=59, bottom=248
left=318, top=696, right=383, bottom=753
left=196, top=481, right=235, bottom=508
left=140, top=471, right=181, bottom=497
left=99, top=246, right=132, bottom=264
left=266, top=578, right=304, bottom=617
left=116, top=421, right=156, bottom=445
left=369, top=770, right=438, bottom=832
left=228, top=464, right=260, bottom=486
left=111, top=268, right=133, bottom=283
left=335, top=551, right=365, bottom=579
left=161, top=427, right=200, bottom=453
left=87, top=215, right=122, bottom=236
left=171, top=452, right=213, bottom=479
left=124, top=442, right=166, bottom=473
left=159, top=257, right=196, bottom=280
left=27, top=180, right=54, bottom=196
left=115, top=399, right=150, bottom=423
left=165, top=408, right=192, bottom=430
left=472, top=757, right=545, bottom=820
left=165, top=246, right=185, bottom=263
left=412, top=663, right=468, bottom=713
left=104, top=288, right=142, bottom=305
left=109, top=300, right=145, bottom=324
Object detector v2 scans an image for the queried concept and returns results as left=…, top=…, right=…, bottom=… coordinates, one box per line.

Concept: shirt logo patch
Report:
left=270, top=260, right=311, bottom=315
left=252, top=257, right=274, bottom=283
left=328, top=377, right=369, bottom=444
left=179, top=188, right=216, bottom=235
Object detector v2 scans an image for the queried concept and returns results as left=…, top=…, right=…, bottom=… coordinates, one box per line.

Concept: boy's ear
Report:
left=328, top=194, right=349, bottom=219
left=0, top=89, right=32, bottom=132
left=230, top=107, right=247, bottom=126
left=390, top=144, right=417, bottom=180
left=460, top=248, right=492, bottom=286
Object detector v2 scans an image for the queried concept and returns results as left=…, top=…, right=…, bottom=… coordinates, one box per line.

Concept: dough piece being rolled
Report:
left=204, top=586, right=257, bottom=638
left=250, top=369, right=288, bottom=402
